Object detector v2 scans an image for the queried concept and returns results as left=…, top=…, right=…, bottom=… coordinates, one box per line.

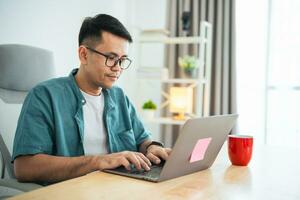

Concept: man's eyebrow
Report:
left=105, top=52, right=128, bottom=58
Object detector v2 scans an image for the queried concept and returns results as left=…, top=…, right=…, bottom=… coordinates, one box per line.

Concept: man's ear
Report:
left=78, top=46, right=88, bottom=65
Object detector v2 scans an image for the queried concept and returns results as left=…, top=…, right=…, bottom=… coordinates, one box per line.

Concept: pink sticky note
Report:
left=189, top=137, right=212, bottom=163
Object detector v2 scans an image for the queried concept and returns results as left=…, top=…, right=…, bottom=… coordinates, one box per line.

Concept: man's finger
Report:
left=152, top=148, right=169, bottom=161
left=136, top=152, right=152, bottom=167
left=136, top=156, right=150, bottom=171
left=146, top=152, right=161, bottom=164
left=165, top=148, right=172, bottom=155
left=124, top=152, right=141, bottom=170
left=120, top=157, right=131, bottom=170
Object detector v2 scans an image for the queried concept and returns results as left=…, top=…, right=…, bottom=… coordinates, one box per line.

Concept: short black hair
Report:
left=78, top=14, right=133, bottom=47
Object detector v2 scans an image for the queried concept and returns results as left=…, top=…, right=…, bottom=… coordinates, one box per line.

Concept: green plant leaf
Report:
left=178, top=55, right=199, bottom=70
left=142, top=100, right=157, bottom=110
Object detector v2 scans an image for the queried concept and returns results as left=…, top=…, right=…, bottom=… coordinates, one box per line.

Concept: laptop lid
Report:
left=158, top=114, right=238, bottom=181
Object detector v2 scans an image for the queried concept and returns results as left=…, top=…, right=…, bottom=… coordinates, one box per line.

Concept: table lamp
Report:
left=169, top=86, right=193, bottom=120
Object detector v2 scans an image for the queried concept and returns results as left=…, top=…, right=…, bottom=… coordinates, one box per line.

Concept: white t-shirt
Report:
left=80, top=90, right=108, bottom=155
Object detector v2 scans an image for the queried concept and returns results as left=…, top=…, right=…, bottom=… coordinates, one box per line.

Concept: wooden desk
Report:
left=9, top=144, right=300, bottom=200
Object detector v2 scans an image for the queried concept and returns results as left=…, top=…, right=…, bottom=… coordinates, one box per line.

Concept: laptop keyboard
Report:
left=113, top=161, right=165, bottom=178
left=129, top=163, right=162, bottom=174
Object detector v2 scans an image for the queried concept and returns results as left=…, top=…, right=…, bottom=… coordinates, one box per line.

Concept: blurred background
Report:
left=0, top=0, right=299, bottom=155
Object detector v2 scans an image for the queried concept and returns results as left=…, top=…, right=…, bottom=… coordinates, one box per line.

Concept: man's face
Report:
left=80, top=31, right=130, bottom=89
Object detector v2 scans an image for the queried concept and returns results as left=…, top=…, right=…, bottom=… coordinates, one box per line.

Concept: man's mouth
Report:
left=106, top=74, right=119, bottom=80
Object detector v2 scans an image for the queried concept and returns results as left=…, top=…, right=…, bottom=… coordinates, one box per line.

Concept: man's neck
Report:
left=75, top=67, right=102, bottom=96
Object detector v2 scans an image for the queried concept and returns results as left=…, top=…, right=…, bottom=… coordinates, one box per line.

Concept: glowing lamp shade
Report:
left=169, top=87, right=193, bottom=119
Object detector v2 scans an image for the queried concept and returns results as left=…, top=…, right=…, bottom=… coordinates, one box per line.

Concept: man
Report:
left=12, top=14, right=171, bottom=184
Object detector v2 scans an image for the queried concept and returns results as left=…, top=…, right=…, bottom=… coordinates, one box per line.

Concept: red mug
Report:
left=228, top=135, right=253, bottom=166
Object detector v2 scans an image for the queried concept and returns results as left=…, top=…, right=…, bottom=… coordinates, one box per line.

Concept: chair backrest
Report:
left=0, top=44, right=55, bottom=103
left=0, top=132, right=15, bottom=178
left=0, top=44, right=55, bottom=178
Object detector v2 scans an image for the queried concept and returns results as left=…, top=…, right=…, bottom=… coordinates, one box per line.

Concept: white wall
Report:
left=0, top=0, right=128, bottom=76
left=126, top=0, right=168, bottom=141
left=0, top=0, right=167, bottom=153
left=119, top=0, right=167, bottom=101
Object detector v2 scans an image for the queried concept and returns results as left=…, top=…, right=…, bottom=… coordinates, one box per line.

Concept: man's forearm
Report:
left=14, top=154, right=99, bottom=183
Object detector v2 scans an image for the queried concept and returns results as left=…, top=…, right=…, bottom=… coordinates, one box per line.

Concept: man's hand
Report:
left=97, top=151, right=152, bottom=171
left=145, top=145, right=172, bottom=164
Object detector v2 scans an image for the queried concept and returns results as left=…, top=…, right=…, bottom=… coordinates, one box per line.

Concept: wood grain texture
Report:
left=9, top=143, right=300, bottom=200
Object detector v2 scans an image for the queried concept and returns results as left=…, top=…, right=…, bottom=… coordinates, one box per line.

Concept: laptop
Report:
left=104, top=114, right=238, bottom=182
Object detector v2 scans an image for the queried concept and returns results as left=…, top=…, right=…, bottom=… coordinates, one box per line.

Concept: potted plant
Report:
left=142, top=100, right=157, bottom=119
left=178, top=55, right=199, bottom=78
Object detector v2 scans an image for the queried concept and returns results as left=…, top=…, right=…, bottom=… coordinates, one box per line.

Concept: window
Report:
left=266, top=0, right=300, bottom=146
left=236, top=0, right=269, bottom=145
left=236, top=0, right=300, bottom=147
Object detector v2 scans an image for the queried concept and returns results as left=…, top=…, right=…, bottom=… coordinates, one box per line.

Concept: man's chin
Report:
left=99, top=83, right=114, bottom=89
left=104, top=85, right=114, bottom=89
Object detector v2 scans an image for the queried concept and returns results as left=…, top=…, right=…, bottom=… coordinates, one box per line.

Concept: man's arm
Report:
left=14, top=154, right=98, bottom=183
left=14, top=151, right=152, bottom=183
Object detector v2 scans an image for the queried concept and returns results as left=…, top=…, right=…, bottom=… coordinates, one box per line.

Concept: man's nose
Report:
left=111, top=62, right=122, bottom=71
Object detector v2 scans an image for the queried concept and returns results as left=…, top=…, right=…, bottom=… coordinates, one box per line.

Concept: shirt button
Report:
left=82, top=99, right=85, bottom=104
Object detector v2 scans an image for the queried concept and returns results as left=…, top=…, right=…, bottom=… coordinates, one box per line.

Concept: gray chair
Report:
left=0, top=44, right=55, bottom=198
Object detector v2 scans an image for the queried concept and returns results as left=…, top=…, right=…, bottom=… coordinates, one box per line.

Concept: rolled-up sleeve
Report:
left=12, top=86, right=54, bottom=161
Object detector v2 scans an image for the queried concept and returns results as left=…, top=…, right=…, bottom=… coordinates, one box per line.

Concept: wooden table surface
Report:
left=9, top=143, right=300, bottom=200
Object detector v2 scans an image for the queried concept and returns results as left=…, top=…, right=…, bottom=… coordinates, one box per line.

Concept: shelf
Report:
left=139, top=36, right=207, bottom=44
left=138, top=78, right=207, bottom=84
left=143, top=117, right=187, bottom=125
left=161, top=78, right=207, bottom=84
left=137, top=21, right=213, bottom=121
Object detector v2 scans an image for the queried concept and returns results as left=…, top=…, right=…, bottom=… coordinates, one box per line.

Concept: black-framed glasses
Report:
left=85, top=46, right=132, bottom=70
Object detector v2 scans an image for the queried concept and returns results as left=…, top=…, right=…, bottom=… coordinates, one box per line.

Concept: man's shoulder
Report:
left=37, top=76, right=70, bottom=87
left=33, top=76, right=71, bottom=92
left=28, top=76, right=75, bottom=100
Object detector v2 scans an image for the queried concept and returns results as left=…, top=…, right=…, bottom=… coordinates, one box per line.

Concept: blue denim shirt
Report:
left=12, top=69, right=151, bottom=160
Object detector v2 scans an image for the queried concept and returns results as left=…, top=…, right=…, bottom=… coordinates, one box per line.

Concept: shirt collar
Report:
left=68, top=68, right=116, bottom=109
